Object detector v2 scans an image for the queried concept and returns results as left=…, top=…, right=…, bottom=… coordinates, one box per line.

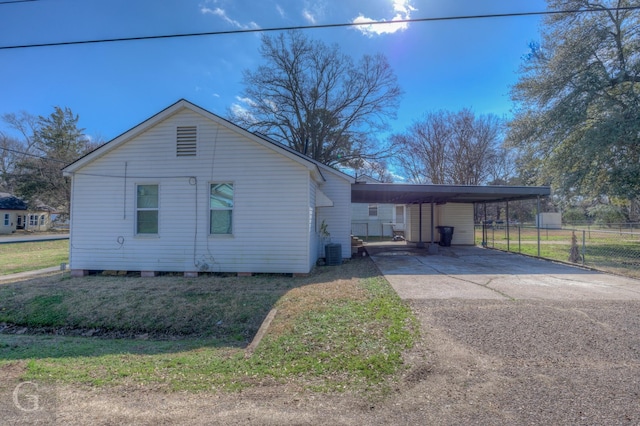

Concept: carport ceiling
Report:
left=351, top=183, right=551, bottom=205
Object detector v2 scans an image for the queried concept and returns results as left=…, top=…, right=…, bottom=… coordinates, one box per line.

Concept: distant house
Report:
left=0, top=193, right=27, bottom=234
left=351, top=175, right=405, bottom=238
left=62, top=100, right=353, bottom=276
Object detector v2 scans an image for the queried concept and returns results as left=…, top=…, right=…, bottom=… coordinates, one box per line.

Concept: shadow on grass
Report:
left=0, top=258, right=378, bottom=361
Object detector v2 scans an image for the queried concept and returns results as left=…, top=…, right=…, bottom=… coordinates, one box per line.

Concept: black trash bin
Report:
left=436, top=226, right=455, bottom=247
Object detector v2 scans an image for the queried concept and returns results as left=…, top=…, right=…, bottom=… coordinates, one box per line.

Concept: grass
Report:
left=0, top=258, right=418, bottom=394
left=0, top=239, right=69, bottom=275
left=476, top=226, right=640, bottom=278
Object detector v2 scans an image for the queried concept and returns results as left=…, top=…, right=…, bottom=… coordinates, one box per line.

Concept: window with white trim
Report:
left=136, top=184, right=159, bottom=234
left=29, top=214, right=38, bottom=226
left=210, top=183, right=234, bottom=235
left=368, top=204, right=378, bottom=218
left=3, top=213, right=8, bottom=226
left=40, top=215, right=45, bottom=226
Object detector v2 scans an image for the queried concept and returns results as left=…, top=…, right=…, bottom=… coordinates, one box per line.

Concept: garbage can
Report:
left=436, top=226, right=455, bottom=247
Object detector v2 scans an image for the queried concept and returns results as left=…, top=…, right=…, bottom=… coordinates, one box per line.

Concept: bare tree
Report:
left=394, top=109, right=504, bottom=185
left=0, top=132, right=23, bottom=192
left=232, top=30, right=402, bottom=167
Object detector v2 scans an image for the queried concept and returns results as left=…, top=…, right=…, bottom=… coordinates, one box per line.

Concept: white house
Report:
left=62, top=100, right=353, bottom=276
left=351, top=175, right=406, bottom=238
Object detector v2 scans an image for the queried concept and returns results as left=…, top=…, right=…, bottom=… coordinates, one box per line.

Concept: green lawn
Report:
left=0, top=258, right=417, bottom=394
left=0, top=240, right=69, bottom=275
left=476, top=226, right=640, bottom=278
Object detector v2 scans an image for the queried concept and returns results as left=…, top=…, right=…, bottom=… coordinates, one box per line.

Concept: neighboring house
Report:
left=24, top=204, right=55, bottom=232
left=0, top=193, right=27, bottom=235
left=351, top=175, right=405, bottom=238
left=62, top=100, right=353, bottom=276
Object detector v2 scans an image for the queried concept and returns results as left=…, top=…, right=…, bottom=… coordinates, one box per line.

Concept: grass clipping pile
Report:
left=0, top=257, right=418, bottom=394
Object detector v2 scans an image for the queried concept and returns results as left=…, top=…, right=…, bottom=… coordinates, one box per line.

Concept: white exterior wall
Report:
left=406, top=203, right=474, bottom=245
left=0, top=211, right=19, bottom=234
left=68, top=109, right=327, bottom=274
left=316, top=170, right=352, bottom=262
left=351, top=203, right=395, bottom=237
left=436, top=203, right=475, bottom=245
left=406, top=204, right=438, bottom=243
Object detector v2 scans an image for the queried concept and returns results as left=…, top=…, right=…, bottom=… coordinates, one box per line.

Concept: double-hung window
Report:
left=3, top=214, right=8, bottom=226
left=136, top=184, right=159, bottom=234
left=368, top=204, right=378, bottom=218
left=210, top=183, right=233, bottom=235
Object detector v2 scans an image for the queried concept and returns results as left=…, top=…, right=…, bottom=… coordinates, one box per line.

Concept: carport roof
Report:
left=351, top=183, right=551, bottom=204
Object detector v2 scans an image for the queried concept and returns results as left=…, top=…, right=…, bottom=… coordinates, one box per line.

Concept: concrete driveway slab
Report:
left=371, top=245, right=640, bottom=301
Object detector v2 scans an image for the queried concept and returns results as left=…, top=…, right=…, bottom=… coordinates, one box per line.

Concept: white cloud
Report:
left=230, top=103, right=256, bottom=123
left=302, top=8, right=316, bottom=24
left=276, top=4, right=286, bottom=18
left=235, top=96, right=257, bottom=107
left=200, top=6, right=260, bottom=30
left=212, top=93, right=220, bottom=98
left=353, top=0, right=416, bottom=37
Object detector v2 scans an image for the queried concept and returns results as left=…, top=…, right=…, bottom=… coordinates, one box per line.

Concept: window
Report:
left=3, top=214, right=8, bottom=226
left=368, top=204, right=378, bottom=217
left=176, top=126, right=197, bottom=156
left=40, top=215, right=45, bottom=226
left=210, top=183, right=233, bottom=235
left=29, top=215, right=38, bottom=226
left=136, top=184, right=159, bottom=234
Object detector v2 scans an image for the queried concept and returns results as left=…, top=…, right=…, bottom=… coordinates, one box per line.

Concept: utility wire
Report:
left=0, top=0, right=39, bottom=5
left=0, top=146, right=67, bottom=163
left=1, top=6, right=639, bottom=50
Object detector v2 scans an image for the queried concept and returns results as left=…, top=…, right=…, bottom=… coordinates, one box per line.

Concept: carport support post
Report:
left=482, top=202, right=487, bottom=247
left=537, top=196, right=541, bottom=257
left=417, top=203, right=425, bottom=248
left=506, top=200, right=510, bottom=252
left=428, top=201, right=438, bottom=254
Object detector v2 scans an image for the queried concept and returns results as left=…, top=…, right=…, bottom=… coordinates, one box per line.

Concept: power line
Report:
left=0, top=0, right=39, bottom=5
left=0, top=146, right=67, bottom=163
left=1, top=5, right=639, bottom=51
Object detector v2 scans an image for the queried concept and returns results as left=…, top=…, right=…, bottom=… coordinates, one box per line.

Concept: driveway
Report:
left=371, top=245, right=640, bottom=301
left=369, top=245, right=640, bottom=425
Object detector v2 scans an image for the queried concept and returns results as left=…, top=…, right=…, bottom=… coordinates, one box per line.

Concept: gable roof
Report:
left=0, top=193, right=28, bottom=211
left=63, top=99, right=354, bottom=184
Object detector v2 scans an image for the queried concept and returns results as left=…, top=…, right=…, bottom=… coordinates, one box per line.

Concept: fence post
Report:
left=581, top=230, right=586, bottom=265
left=518, top=225, right=521, bottom=253
left=492, top=226, right=495, bottom=248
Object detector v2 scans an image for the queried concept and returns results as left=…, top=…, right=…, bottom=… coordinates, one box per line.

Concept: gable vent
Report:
left=176, top=126, right=197, bottom=156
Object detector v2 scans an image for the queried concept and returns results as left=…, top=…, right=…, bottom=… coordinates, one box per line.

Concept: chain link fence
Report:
left=476, top=224, right=640, bottom=279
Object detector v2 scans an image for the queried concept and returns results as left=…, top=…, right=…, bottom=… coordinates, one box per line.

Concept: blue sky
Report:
left=0, top=0, right=547, bottom=143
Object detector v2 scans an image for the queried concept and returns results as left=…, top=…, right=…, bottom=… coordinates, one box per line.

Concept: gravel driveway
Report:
left=370, top=246, right=640, bottom=424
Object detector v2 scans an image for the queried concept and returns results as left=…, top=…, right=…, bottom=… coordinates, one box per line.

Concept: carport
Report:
left=351, top=183, right=551, bottom=252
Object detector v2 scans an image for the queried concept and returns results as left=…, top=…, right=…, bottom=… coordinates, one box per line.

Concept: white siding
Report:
left=68, top=109, right=323, bottom=274
left=436, top=203, right=475, bottom=245
left=406, top=204, right=438, bottom=243
left=0, top=211, right=18, bottom=234
left=405, top=203, right=474, bottom=245
left=350, top=203, right=395, bottom=237
left=316, top=171, right=352, bottom=261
